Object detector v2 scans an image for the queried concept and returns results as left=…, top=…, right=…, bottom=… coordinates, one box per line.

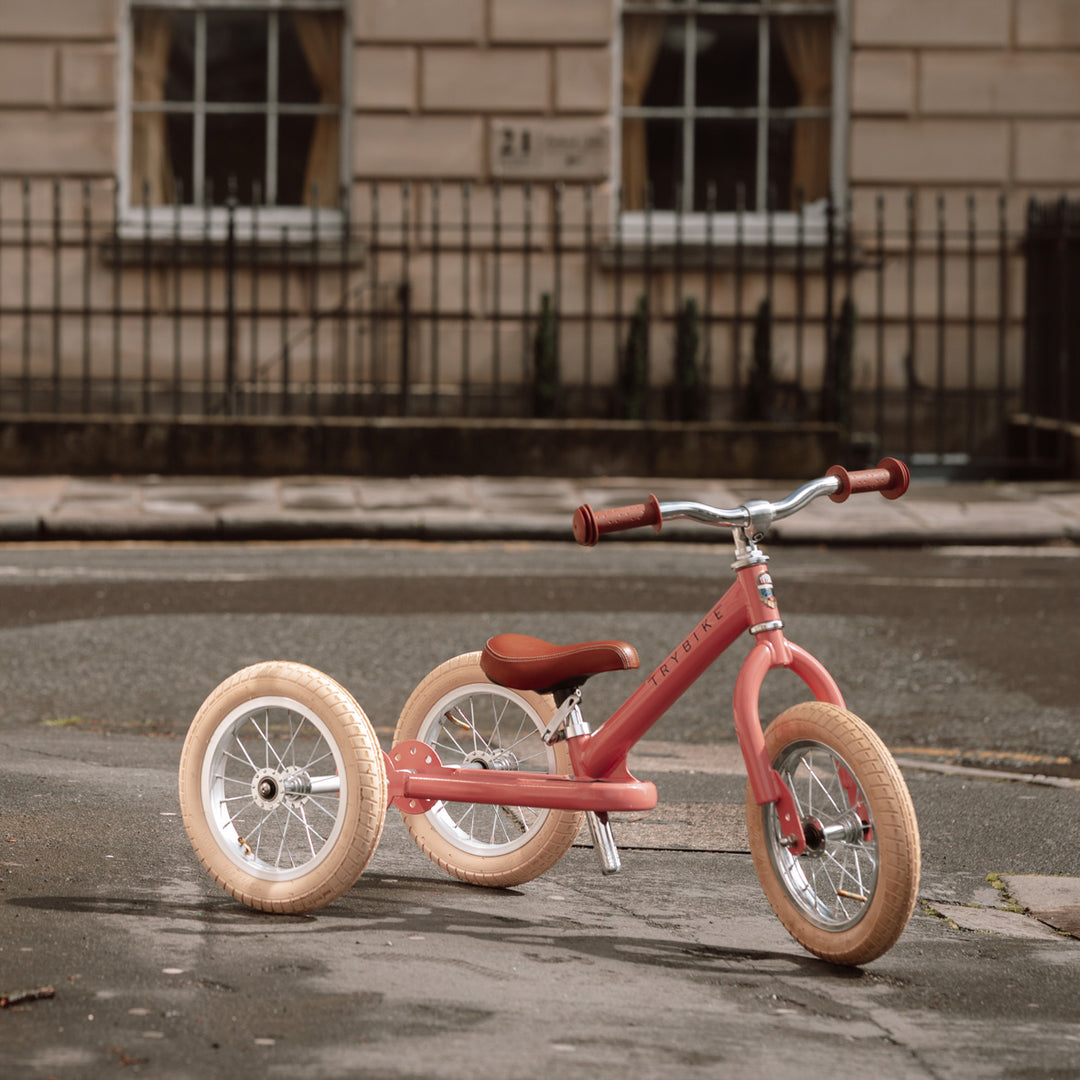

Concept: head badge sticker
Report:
left=757, top=570, right=777, bottom=609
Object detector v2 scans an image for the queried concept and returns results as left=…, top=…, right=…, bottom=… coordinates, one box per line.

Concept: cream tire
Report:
left=393, top=653, right=583, bottom=887
left=179, top=661, right=386, bottom=913
left=746, top=701, right=921, bottom=966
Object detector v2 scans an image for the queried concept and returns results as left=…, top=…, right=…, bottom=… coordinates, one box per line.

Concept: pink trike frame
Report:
left=384, top=563, right=842, bottom=856
left=382, top=458, right=911, bottom=855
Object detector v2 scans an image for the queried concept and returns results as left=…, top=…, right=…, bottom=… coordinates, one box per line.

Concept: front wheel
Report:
left=393, top=653, right=583, bottom=887
left=745, top=701, right=920, bottom=965
left=179, top=661, right=387, bottom=914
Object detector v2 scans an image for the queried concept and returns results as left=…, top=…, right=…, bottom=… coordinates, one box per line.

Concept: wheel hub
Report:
left=251, top=767, right=310, bottom=808
left=461, top=749, right=519, bottom=771
left=801, top=811, right=868, bottom=855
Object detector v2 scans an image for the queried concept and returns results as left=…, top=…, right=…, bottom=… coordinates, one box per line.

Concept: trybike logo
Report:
left=647, top=602, right=724, bottom=687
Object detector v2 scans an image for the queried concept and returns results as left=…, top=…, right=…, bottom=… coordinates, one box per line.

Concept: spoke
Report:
left=498, top=806, right=528, bottom=835
left=275, top=812, right=290, bottom=869
left=468, top=702, right=493, bottom=755
left=299, top=804, right=318, bottom=859
left=784, top=767, right=808, bottom=821
left=247, top=710, right=285, bottom=770
left=214, top=771, right=253, bottom=785
left=281, top=800, right=324, bottom=858
left=813, top=855, right=842, bottom=903
left=824, top=846, right=870, bottom=895
left=500, top=716, right=536, bottom=755
left=806, top=755, right=845, bottom=817
left=302, top=730, right=334, bottom=772
left=453, top=802, right=477, bottom=841
left=501, top=730, right=540, bottom=755
left=515, top=748, right=549, bottom=768
left=279, top=714, right=304, bottom=769
left=218, top=751, right=251, bottom=767
left=490, top=694, right=506, bottom=745
left=305, top=795, right=340, bottom=823
left=303, top=746, right=335, bottom=772
left=511, top=708, right=528, bottom=749
left=231, top=736, right=259, bottom=773
left=235, top=805, right=277, bottom=846
left=224, top=800, right=255, bottom=830
left=435, top=726, right=469, bottom=759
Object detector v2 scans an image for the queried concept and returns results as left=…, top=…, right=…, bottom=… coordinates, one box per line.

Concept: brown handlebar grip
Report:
left=573, top=494, right=663, bottom=546
left=827, top=457, right=910, bottom=503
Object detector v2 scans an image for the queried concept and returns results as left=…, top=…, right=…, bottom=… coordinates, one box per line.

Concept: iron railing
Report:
left=0, top=176, right=1057, bottom=471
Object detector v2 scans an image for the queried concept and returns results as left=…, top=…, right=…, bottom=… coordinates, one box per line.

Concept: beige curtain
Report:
left=131, top=10, right=175, bottom=205
left=776, top=5, right=833, bottom=207
left=621, top=2, right=665, bottom=211
left=293, top=12, right=342, bottom=209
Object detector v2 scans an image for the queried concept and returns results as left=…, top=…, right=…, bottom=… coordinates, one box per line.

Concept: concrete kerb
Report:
left=0, top=474, right=1078, bottom=545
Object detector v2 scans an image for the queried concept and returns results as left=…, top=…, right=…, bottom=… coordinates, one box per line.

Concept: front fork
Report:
left=734, top=629, right=846, bottom=856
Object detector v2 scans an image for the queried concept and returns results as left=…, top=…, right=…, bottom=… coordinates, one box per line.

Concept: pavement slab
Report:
left=0, top=473, right=1075, bottom=545
left=1002, top=875, right=1080, bottom=938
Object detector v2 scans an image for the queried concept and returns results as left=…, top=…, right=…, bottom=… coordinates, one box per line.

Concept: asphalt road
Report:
left=2, top=539, right=1079, bottom=1078
left=0, top=539, right=1074, bottom=759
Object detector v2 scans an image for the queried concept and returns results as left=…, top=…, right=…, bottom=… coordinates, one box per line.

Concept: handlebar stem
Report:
left=655, top=475, right=843, bottom=539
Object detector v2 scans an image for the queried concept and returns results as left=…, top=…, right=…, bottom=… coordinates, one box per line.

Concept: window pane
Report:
left=771, top=115, right=831, bottom=208
left=694, top=120, right=756, bottom=213
left=165, top=113, right=194, bottom=204
left=206, top=10, right=268, bottom=104
left=767, top=118, right=795, bottom=209
left=205, top=114, right=266, bottom=205
left=131, top=111, right=192, bottom=206
left=280, top=12, right=341, bottom=106
left=696, top=15, right=759, bottom=109
left=279, top=114, right=340, bottom=207
left=621, top=117, right=682, bottom=211
left=131, top=8, right=193, bottom=103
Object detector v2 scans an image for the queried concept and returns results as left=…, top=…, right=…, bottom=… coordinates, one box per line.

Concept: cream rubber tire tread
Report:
left=745, top=700, right=921, bottom=966
left=393, top=652, right=584, bottom=887
left=179, top=661, right=387, bottom=914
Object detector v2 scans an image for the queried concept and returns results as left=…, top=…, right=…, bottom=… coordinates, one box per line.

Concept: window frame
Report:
left=615, top=0, right=850, bottom=247
left=119, top=0, right=350, bottom=242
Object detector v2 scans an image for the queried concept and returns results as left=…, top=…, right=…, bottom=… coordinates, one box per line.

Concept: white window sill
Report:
left=614, top=204, right=834, bottom=249
left=116, top=206, right=347, bottom=247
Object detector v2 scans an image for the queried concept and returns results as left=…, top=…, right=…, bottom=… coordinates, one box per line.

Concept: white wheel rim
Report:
left=417, top=683, right=557, bottom=857
left=201, top=696, right=348, bottom=882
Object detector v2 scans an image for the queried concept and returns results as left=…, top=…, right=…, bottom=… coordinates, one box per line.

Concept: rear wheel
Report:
left=179, top=661, right=386, bottom=913
left=393, top=653, right=583, bottom=887
left=745, top=701, right=920, bottom=965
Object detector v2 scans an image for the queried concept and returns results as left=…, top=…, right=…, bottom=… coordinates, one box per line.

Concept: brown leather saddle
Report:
left=481, top=633, right=639, bottom=695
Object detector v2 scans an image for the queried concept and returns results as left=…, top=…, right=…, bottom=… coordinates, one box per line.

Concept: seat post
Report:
left=560, top=696, right=622, bottom=876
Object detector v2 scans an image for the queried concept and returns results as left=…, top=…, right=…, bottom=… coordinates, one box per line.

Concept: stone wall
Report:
left=850, top=0, right=1080, bottom=202
left=2, top=1, right=1077, bottom=197
left=0, top=415, right=842, bottom=479
left=0, top=1, right=117, bottom=174
left=350, top=0, right=613, bottom=181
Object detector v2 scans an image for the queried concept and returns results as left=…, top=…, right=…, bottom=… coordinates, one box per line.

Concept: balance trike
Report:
left=179, top=459, right=920, bottom=966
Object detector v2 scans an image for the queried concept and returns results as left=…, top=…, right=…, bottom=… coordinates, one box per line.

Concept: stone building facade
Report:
left=0, top=0, right=1078, bottom=442
left=3, top=2, right=1077, bottom=206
